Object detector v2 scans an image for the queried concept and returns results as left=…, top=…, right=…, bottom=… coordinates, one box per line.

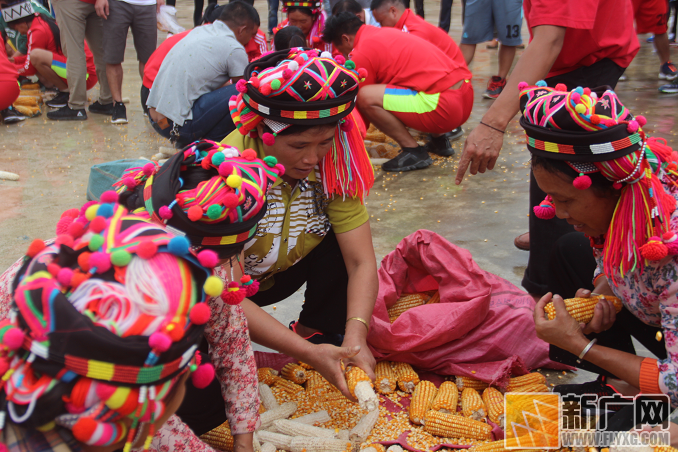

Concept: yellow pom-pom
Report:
left=575, top=103, right=586, bottom=114
left=226, top=175, right=242, bottom=188
left=105, top=387, right=131, bottom=410
left=85, top=204, right=100, bottom=221
left=204, top=276, right=224, bottom=297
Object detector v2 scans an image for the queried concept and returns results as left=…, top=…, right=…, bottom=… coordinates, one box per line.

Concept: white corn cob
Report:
left=362, top=448, right=378, bottom=452
left=273, top=419, right=338, bottom=438
left=290, top=437, right=349, bottom=452
left=387, top=446, right=404, bottom=452
left=0, top=171, right=19, bottom=181
left=259, top=383, right=280, bottom=410
left=293, top=410, right=332, bottom=425
left=261, top=443, right=277, bottom=452
left=260, top=402, right=298, bottom=429
left=337, top=430, right=350, bottom=442
left=257, top=431, right=294, bottom=451
left=355, top=381, right=379, bottom=412
left=349, top=409, right=380, bottom=444
left=252, top=432, right=262, bottom=452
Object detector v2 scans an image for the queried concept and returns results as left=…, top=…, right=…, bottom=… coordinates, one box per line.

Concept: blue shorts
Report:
left=461, top=0, right=524, bottom=46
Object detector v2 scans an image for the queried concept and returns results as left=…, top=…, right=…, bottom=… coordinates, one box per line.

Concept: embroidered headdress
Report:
left=1, top=0, right=33, bottom=23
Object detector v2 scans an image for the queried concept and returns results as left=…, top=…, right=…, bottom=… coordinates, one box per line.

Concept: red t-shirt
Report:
left=143, top=29, right=191, bottom=89
left=0, top=35, right=19, bottom=84
left=350, top=25, right=472, bottom=93
left=245, top=29, right=268, bottom=62
left=395, top=8, right=467, bottom=69
left=523, top=0, right=639, bottom=78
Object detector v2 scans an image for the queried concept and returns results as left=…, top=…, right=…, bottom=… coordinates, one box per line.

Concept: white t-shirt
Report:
left=119, top=0, right=156, bottom=6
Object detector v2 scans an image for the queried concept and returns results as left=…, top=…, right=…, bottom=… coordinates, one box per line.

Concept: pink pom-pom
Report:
left=189, top=303, right=211, bottom=325
left=249, top=76, right=260, bottom=88
left=603, top=119, right=617, bottom=127
left=188, top=205, right=203, bottom=221
left=89, top=216, right=107, bottom=233
left=57, top=267, right=74, bottom=286
left=55, top=234, right=74, bottom=248
left=224, top=193, right=241, bottom=208
left=89, top=252, right=111, bottom=274
left=142, top=163, right=156, bottom=176
left=282, top=68, right=293, bottom=80
left=583, top=88, right=591, bottom=96
left=191, top=363, right=215, bottom=388
left=136, top=240, right=158, bottom=259
left=573, top=174, right=592, bottom=190
left=122, top=177, right=137, bottom=188
left=636, top=115, right=647, bottom=127
left=100, top=191, right=119, bottom=204
left=219, top=162, right=235, bottom=177
left=56, top=216, right=75, bottom=235
left=68, top=222, right=86, bottom=239
left=228, top=281, right=239, bottom=288
left=335, top=55, right=346, bottom=65
left=222, top=288, right=246, bottom=305
left=274, top=163, right=285, bottom=175
left=260, top=84, right=272, bottom=96
left=3, top=328, right=25, bottom=350
left=555, top=83, right=567, bottom=91
left=197, top=249, right=219, bottom=268
left=262, top=133, right=276, bottom=146
left=95, top=383, right=117, bottom=401
left=627, top=120, right=639, bottom=133
left=308, top=50, right=318, bottom=57
left=533, top=201, right=556, bottom=220
left=612, top=182, right=623, bottom=190
left=159, top=206, right=173, bottom=220
left=517, top=81, right=529, bottom=91
left=640, top=237, right=668, bottom=261
left=47, top=263, right=61, bottom=276
left=236, top=79, right=248, bottom=93
left=61, top=208, right=79, bottom=219
left=571, top=92, right=581, bottom=104
left=149, top=332, right=173, bottom=352
left=667, top=240, right=678, bottom=255
left=664, top=231, right=677, bottom=243
left=245, top=279, right=260, bottom=297
left=340, top=119, right=354, bottom=132
left=79, top=200, right=97, bottom=217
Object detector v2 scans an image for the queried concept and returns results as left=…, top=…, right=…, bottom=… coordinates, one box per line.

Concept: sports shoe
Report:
left=88, top=100, right=115, bottom=115
left=659, top=83, right=678, bottom=94
left=647, top=35, right=655, bottom=43
left=659, top=61, right=678, bottom=80
left=381, top=146, right=432, bottom=172
left=46, top=105, right=87, bottom=121
left=111, top=102, right=128, bottom=124
left=554, top=375, right=628, bottom=412
left=445, top=127, right=464, bottom=142
left=46, top=90, right=70, bottom=108
left=289, top=321, right=344, bottom=347
left=618, top=74, right=627, bottom=82
left=1, top=106, right=26, bottom=124
left=483, top=76, right=506, bottom=99
left=424, top=135, right=454, bottom=157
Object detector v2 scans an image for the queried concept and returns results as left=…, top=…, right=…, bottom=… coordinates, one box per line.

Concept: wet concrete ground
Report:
left=1, top=1, right=676, bottom=381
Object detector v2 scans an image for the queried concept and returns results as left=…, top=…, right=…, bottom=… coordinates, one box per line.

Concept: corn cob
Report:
left=467, top=437, right=537, bottom=452
left=21, top=83, right=40, bottom=90
left=298, top=361, right=314, bottom=370
left=461, top=388, right=486, bottom=421
left=409, top=381, right=438, bottom=424
left=259, top=404, right=266, bottom=414
left=260, top=401, right=298, bottom=429
left=375, top=361, right=397, bottom=394
left=258, top=367, right=279, bottom=385
left=13, top=105, right=41, bottom=117
left=423, top=410, right=492, bottom=440
left=509, top=382, right=549, bottom=393
left=392, top=362, right=419, bottom=392
left=282, top=363, right=310, bottom=384
left=305, top=371, right=338, bottom=399
left=289, top=436, right=350, bottom=452
left=200, top=421, right=234, bottom=451
left=505, top=373, right=546, bottom=392
left=386, top=446, right=404, bottom=452
left=654, top=447, right=678, bottom=452
left=426, top=291, right=441, bottom=304
left=274, top=378, right=305, bottom=394
left=337, top=430, right=350, bottom=442
left=261, top=443, right=277, bottom=452
left=252, top=432, right=262, bottom=452
left=349, top=409, right=380, bottom=444
left=292, top=410, right=331, bottom=425
left=13, top=96, right=39, bottom=107
left=362, top=447, right=378, bottom=452
left=388, top=293, right=428, bottom=323
left=431, top=381, right=459, bottom=414
left=544, top=294, right=623, bottom=323
left=369, top=444, right=386, bottom=452
left=455, top=376, right=488, bottom=392
left=256, top=431, right=293, bottom=451
left=482, top=387, right=504, bottom=428
left=346, top=366, right=379, bottom=412
left=259, top=383, right=280, bottom=410
left=273, top=419, right=338, bottom=438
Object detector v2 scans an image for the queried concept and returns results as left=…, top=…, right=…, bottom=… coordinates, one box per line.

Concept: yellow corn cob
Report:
left=21, top=83, right=40, bottom=90
left=200, top=420, right=234, bottom=451
left=423, top=410, right=492, bottom=440
left=375, top=361, right=397, bottom=394
left=431, top=381, right=459, bottom=414
left=13, top=105, right=41, bottom=117
left=409, top=380, right=438, bottom=424
left=259, top=404, right=266, bottom=414
left=260, top=401, right=298, bottom=428
left=13, top=96, right=39, bottom=107
left=346, top=366, right=379, bottom=411
left=292, top=410, right=331, bottom=425
left=455, top=376, right=488, bottom=392
left=256, top=431, right=293, bottom=451
left=281, top=363, right=309, bottom=384
left=392, top=362, right=419, bottom=392
left=426, top=291, right=441, bottom=304
left=273, top=419, right=338, bottom=438
left=258, top=367, right=279, bottom=385
left=388, top=293, right=428, bottom=323
left=482, top=387, right=505, bottom=427
left=510, top=382, right=550, bottom=393
left=544, top=294, right=623, bottom=323
left=505, top=373, right=546, bottom=392
left=259, top=383, right=280, bottom=410
left=19, top=89, right=43, bottom=97
left=505, top=393, right=559, bottom=425
left=461, top=388, right=486, bottom=421
left=655, top=447, right=678, bottom=452
left=468, top=437, right=539, bottom=452
left=274, top=378, right=305, bottom=394
left=349, top=409, right=380, bottom=444
left=298, top=361, right=314, bottom=370
left=305, top=371, right=339, bottom=399
left=289, top=437, right=350, bottom=452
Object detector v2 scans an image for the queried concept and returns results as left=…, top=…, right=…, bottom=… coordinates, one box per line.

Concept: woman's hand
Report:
left=304, top=343, right=362, bottom=401
left=534, top=292, right=589, bottom=354
left=234, top=433, right=255, bottom=452
left=571, top=288, right=617, bottom=334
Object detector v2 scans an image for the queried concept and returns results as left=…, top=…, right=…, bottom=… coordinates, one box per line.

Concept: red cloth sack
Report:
left=367, top=230, right=570, bottom=387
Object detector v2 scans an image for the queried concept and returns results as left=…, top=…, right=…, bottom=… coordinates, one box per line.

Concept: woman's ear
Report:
left=255, top=123, right=265, bottom=138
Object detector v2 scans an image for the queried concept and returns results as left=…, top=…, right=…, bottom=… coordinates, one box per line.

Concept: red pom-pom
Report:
left=191, top=363, right=215, bottom=388
left=0, top=442, right=7, bottom=452
left=149, top=332, right=172, bottom=352
left=159, top=206, right=173, bottom=220
left=122, top=177, right=137, bottom=188
left=517, top=81, right=529, bottom=91
left=167, top=325, right=184, bottom=341
left=95, top=383, right=117, bottom=401
left=583, top=88, right=591, bottom=96
left=137, top=240, right=158, bottom=259
left=68, top=222, right=86, bottom=239
left=228, top=281, right=239, bottom=288
left=573, top=174, right=592, bottom=190
left=240, top=275, right=252, bottom=284
left=89, top=252, right=111, bottom=274
left=640, top=237, right=668, bottom=261
left=555, top=83, right=567, bottom=91
left=666, top=240, right=678, bottom=255
left=223, top=288, right=246, bottom=305
left=340, top=119, right=354, bottom=132
left=312, top=36, right=321, bottom=43
left=61, top=208, right=80, bottom=219
left=27, top=239, right=46, bottom=258
left=357, top=68, right=367, bottom=79
left=0, top=359, right=9, bottom=377
left=249, top=76, right=260, bottom=88
left=188, top=205, right=203, bottom=221
left=590, top=115, right=601, bottom=125
left=282, top=68, right=293, bottom=80
left=533, top=201, right=556, bottom=220
left=3, top=328, right=25, bottom=350
left=627, top=120, right=639, bottom=133
left=242, top=149, right=257, bottom=160
left=260, top=84, right=272, bottom=96
left=71, top=271, right=89, bottom=288
left=612, top=182, right=623, bottom=190
left=47, top=263, right=61, bottom=276
left=236, top=79, right=248, bottom=93
left=100, top=190, right=119, bottom=204
left=189, top=303, right=211, bottom=325
left=245, top=279, right=260, bottom=297
left=57, top=267, right=74, bottom=286
left=603, top=119, right=617, bottom=127
left=72, top=418, right=98, bottom=443
left=56, top=216, right=75, bottom=235
left=89, top=216, right=107, bottom=233
left=663, top=231, right=677, bottom=242
left=78, top=252, right=91, bottom=272
left=262, top=133, right=276, bottom=146
left=55, top=234, right=74, bottom=248
left=636, top=115, right=647, bottom=127
left=197, top=249, right=219, bottom=268
left=224, top=193, right=241, bottom=208
left=334, top=55, right=346, bottom=65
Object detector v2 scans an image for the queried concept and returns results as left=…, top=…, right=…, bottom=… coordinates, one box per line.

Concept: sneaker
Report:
left=1, top=106, right=26, bottom=124
left=46, top=105, right=87, bottom=121
left=88, top=100, right=115, bottom=115
left=111, top=102, right=128, bottom=124
left=554, top=376, right=628, bottom=412
left=659, top=61, right=678, bottom=80
left=289, top=321, right=344, bottom=347
left=381, top=146, right=432, bottom=172
left=445, top=127, right=464, bottom=142
left=483, top=76, right=507, bottom=99
left=647, top=35, right=655, bottom=43
left=45, top=90, right=70, bottom=108
left=424, top=135, right=454, bottom=157
left=618, top=74, right=628, bottom=81
left=659, top=83, right=678, bottom=94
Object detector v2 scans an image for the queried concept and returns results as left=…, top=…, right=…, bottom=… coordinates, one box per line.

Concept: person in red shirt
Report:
left=0, top=30, right=22, bottom=123
left=272, top=0, right=332, bottom=53
left=141, top=28, right=190, bottom=114
left=323, top=12, right=473, bottom=172
left=632, top=0, right=676, bottom=81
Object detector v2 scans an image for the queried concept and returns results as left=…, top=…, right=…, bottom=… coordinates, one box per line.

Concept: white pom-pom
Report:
left=224, top=150, right=238, bottom=158
left=320, top=51, right=332, bottom=58
left=288, top=61, right=299, bottom=71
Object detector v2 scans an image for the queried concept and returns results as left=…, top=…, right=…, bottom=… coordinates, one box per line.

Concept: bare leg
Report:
left=30, top=49, right=68, bottom=91
left=460, top=43, right=476, bottom=66
left=497, top=44, right=517, bottom=79
left=106, top=63, right=124, bottom=102
left=654, top=32, right=671, bottom=64
left=357, top=84, right=418, bottom=149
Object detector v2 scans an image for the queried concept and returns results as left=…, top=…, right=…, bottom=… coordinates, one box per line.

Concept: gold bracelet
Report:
left=346, top=317, right=369, bottom=333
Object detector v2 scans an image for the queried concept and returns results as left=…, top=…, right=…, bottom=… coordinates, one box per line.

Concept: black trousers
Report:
left=405, top=0, right=424, bottom=17
left=438, top=0, right=452, bottom=32
left=521, top=58, right=627, bottom=295
left=249, top=229, right=350, bottom=334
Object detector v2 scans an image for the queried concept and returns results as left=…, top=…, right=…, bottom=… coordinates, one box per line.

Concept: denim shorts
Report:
left=461, top=0, right=523, bottom=46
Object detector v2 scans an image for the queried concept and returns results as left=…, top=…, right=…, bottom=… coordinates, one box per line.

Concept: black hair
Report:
left=9, top=13, right=61, bottom=51
left=287, top=6, right=314, bottom=17
left=322, top=11, right=363, bottom=44
left=262, top=121, right=339, bottom=137
left=531, top=154, right=616, bottom=197
left=370, top=0, right=404, bottom=11
left=201, top=3, right=223, bottom=23
left=229, top=0, right=254, bottom=6
left=332, top=0, right=362, bottom=16
left=219, top=0, right=260, bottom=27
left=273, top=25, right=306, bottom=50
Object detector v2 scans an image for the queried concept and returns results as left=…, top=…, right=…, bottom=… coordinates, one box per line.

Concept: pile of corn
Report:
left=387, top=291, right=440, bottom=324
left=12, top=83, right=43, bottom=117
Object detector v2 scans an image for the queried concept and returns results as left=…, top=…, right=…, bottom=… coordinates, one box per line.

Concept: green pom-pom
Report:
left=200, top=150, right=209, bottom=158
left=263, top=155, right=277, bottom=167
left=207, top=204, right=222, bottom=219
left=271, top=79, right=281, bottom=90
left=212, top=152, right=225, bottom=166
left=110, top=250, right=132, bottom=266
left=88, top=234, right=104, bottom=251
left=345, top=60, right=355, bottom=70
left=190, top=364, right=198, bottom=372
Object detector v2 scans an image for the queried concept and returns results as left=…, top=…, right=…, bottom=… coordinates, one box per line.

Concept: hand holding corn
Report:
left=544, top=293, right=622, bottom=324
left=345, top=365, right=379, bottom=412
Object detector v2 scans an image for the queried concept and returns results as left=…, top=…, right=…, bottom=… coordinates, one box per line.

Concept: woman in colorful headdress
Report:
left=519, top=82, right=678, bottom=413
left=0, top=203, right=217, bottom=451
left=272, top=0, right=332, bottom=53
